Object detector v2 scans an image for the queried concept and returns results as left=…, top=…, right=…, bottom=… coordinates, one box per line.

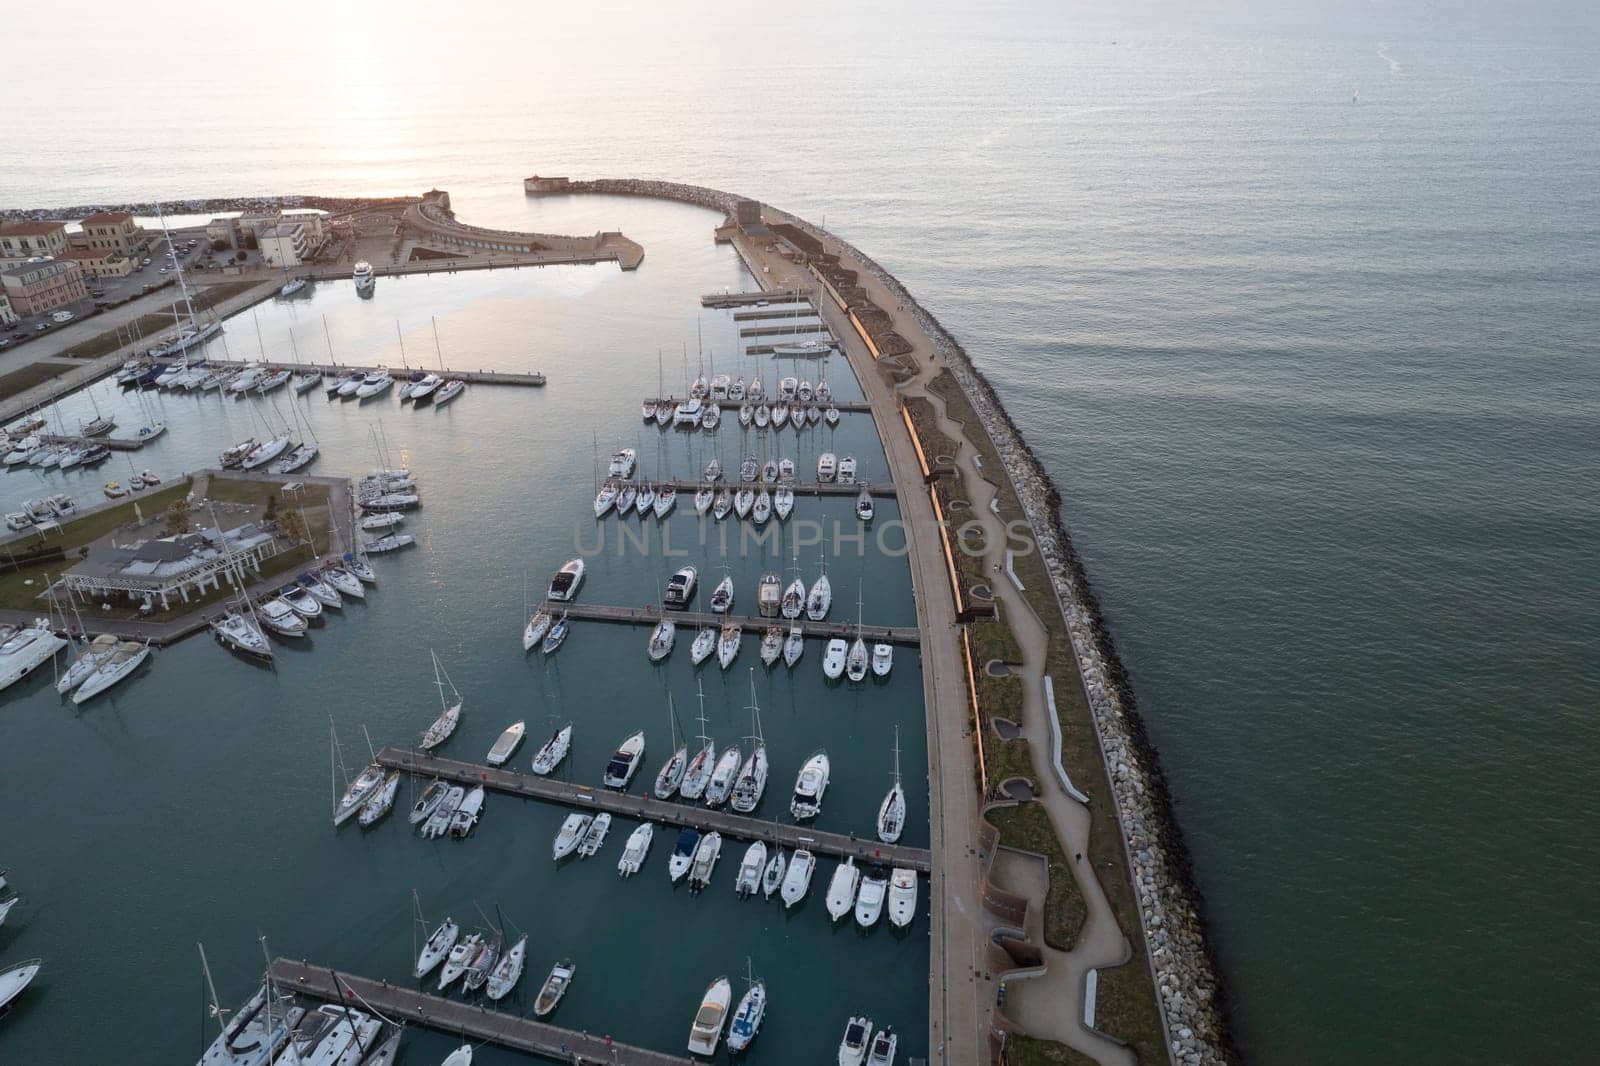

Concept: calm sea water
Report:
left=4, top=2, right=1598, bottom=1063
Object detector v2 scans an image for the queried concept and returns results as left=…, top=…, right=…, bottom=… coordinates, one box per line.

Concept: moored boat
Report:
left=780, top=848, right=816, bottom=907
left=790, top=750, right=830, bottom=820
left=686, top=976, right=732, bottom=1056
left=888, top=868, right=919, bottom=928
left=486, top=721, right=526, bottom=766
left=827, top=858, right=861, bottom=923
left=533, top=959, right=575, bottom=1016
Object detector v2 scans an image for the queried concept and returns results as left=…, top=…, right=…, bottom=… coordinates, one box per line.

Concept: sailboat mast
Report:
left=197, top=942, right=227, bottom=1040
left=432, top=316, right=444, bottom=371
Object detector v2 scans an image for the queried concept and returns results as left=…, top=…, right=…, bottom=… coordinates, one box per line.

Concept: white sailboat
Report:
left=784, top=623, right=805, bottom=668
left=357, top=772, right=399, bottom=827
left=704, top=745, right=743, bottom=808
left=654, top=694, right=688, bottom=799
left=726, top=961, right=767, bottom=1053
left=418, top=649, right=462, bottom=751
left=486, top=933, right=527, bottom=1001
left=72, top=640, right=151, bottom=705
left=762, top=849, right=788, bottom=899
left=530, top=723, right=572, bottom=775
left=415, top=911, right=459, bottom=979
left=877, top=726, right=908, bottom=844
left=679, top=682, right=716, bottom=800
left=807, top=553, right=832, bottom=621
left=729, top=671, right=769, bottom=814
left=847, top=582, right=869, bottom=683
left=690, top=624, right=717, bottom=666
left=717, top=621, right=741, bottom=670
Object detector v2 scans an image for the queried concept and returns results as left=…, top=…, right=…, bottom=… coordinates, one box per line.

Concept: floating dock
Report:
left=205, top=362, right=546, bottom=388
left=732, top=308, right=820, bottom=321
left=37, top=432, right=153, bottom=452
left=659, top=479, right=896, bottom=498
left=643, top=396, right=870, bottom=414
left=268, top=958, right=692, bottom=1066
left=553, top=602, right=921, bottom=646
left=377, top=747, right=933, bottom=872
left=700, top=290, right=812, bottom=309
left=738, top=324, right=832, bottom=339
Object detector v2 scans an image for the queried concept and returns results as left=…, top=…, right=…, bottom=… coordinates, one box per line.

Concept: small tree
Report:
left=163, top=498, right=191, bottom=537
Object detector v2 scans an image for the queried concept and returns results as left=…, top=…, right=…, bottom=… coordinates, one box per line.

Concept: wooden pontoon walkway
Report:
left=209, top=361, right=546, bottom=387
left=659, top=478, right=896, bottom=498
left=644, top=396, right=870, bottom=414
left=269, top=958, right=692, bottom=1066
left=554, top=602, right=921, bottom=645
left=700, top=289, right=812, bottom=308
left=376, top=747, right=934, bottom=872
left=732, top=307, right=820, bottom=321
left=738, top=323, right=832, bottom=338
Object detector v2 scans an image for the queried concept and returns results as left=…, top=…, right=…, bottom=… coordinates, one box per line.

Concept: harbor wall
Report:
left=547, top=175, right=1235, bottom=1063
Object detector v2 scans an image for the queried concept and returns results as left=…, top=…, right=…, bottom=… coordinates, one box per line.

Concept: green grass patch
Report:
left=986, top=802, right=1089, bottom=951
left=972, top=614, right=1024, bottom=664
left=58, top=281, right=266, bottom=359
left=0, top=361, right=79, bottom=400
left=1005, top=1034, right=1101, bottom=1066
left=1092, top=960, right=1168, bottom=1066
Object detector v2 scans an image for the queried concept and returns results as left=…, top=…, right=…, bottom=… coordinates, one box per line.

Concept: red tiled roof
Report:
left=79, top=211, right=134, bottom=225
left=0, top=219, right=66, bottom=236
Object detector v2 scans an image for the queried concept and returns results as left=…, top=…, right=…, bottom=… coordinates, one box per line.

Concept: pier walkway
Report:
left=215, top=360, right=547, bottom=388
left=700, top=289, right=812, bottom=309
left=738, top=323, right=832, bottom=338
left=376, top=747, right=933, bottom=872
left=644, top=396, right=870, bottom=413
left=269, top=958, right=691, bottom=1066
left=659, top=478, right=896, bottom=498
left=554, top=602, right=921, bottom=645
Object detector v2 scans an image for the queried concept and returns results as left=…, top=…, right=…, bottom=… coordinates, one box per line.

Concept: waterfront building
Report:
left=62, top=523, right=281, bottom=611
left=0, top=256, right=88, bottom=315
left=259, top=217, right=327, bottom=267
left=74, top=211, right=147, bottom=257
left=0, top=219, right=69, bottom=264
left=0, top=289, right=16, bottom=327
left=60, top=246, right=137, bottom=279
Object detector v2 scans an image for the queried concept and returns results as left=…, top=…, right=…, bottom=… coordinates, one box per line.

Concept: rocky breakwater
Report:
left=555, top=178, right=742, bottom=214
left=779, top=211, right=1235, bottom=1065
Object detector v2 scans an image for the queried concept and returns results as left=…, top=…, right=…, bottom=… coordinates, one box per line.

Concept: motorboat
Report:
left=872, top=642, right=893, bottom=677
left=72, top=640, right=150, bottom=705
left=448, top=784, right=485, bottom=838
left=712, top=488, right=733, bottom=521
left=668, top=827, right=701, bottom=882
left=354, top=371, right=394, bottom=399
left=485, top=933, right=526, bottom=1001
left=748, top=375, right=763, bottom=400
left=103, top=481, right=128, bottom=499
left=709, top=574, right=734, bottom=613
left=839, top=455, right=858, bottom=484
left=333, top=762, right=386, bottom=827
left=55, top=633, right=119, bottom=694
left=693, top=483, right=714, bottom=515
left=364, top=532, right=414, bottom=553
left=642, top=399, right=658, bottom=422
left=594, top=481, right=618, bottom=517
left=791, top=750, right=829, bottom=820
left=406, top=373, right=443, bottom=402
left=298, top=572, right=343, bottom=609
left=409, top=780, right=448, bottom=826
left=757, top=573, right=782, bottom=617
left=752, top=489, right=772, bottom=524
left=734, top=487, right=755, bottom=519
left=686, top=976, right=732, bottom=1056
left=547, top=558, right=585, bottom=601
left=780, top=848, right=815, bottom=907
left=807, top=567, right=832, bottom=620
left=663, top=565, right=698, bottom=609
left=817, top=452, right=838, bottom=482
left=211, top=611, right=272, bottom=660
left=857, top=487, right=875, bottom=522
left=717, top=622, right=741, bottom=669
left=438, top=933, right=482, bottom=990
left=0, top=623, right=68, bottom=693
left=690, top=625, right=716, bottom=666
left=577, top=812, right=611, bottom=856
left=781, top=577, right=805, bottom=619
left=826, top=403, right=841, bottom=427
left=855, top=868, right=888, bottom=928
left=292, top=370, right=322, bottom=393
left=281, top=584, right=322, bottom=619
left=552, top=813, right=592, bottom=860
left=257, top=597, right=306, bottom=638
left=783, top=624, right=805, bottom=667
left=761, top=849, right=787, bottom=898
left=645, top=617, right=677, bottom=663
left=618, top=822, right=654, bottom=876
left=352, top=261, right=375, bottom=290
left=710, top=374, right=730, bottom=399
left=325, top=372, right=357, bottom=397
left=655, top=483, right=677, bottom=518
left=688, top=831, right=722, bottom=890
left=867, top=1027, right=898, bottom=1065
left=337, top=373, right=365, bottom=398
left=530, top=724, right=572, bottom=775
left=774, top=486, right=795, bottom=520
left=727, top=975, right=766, bottom=1053
left=433, top=379, right=466, bottom=405
left=704, top=744, right=743, bottom=807
left=420, top=786, right=463, bottom=839
left=826, top=859, right=861, bottom=922
left=80, top=414, right=115, bottom=437
left=357, top=772, right=400, bottom=828
left=760, top=625, right=783, bottom=666
left=602, top=730, right=646, bottom=789
left=240, top=434, right=292, bottom=470
left=779, top=376, right=798, bottom=401
left=735, top=840, right=767, bottom=896
left=534, top=960, right=575, bottom=1016
left=608, top=447, right=637, bottom=478
left=823, top=638, right=849, bottom=680
left=888, top=868, right=918, bottom=928
left=486, top=721, right=526, bottom=766
left=847, top=636, right=869, bottom=682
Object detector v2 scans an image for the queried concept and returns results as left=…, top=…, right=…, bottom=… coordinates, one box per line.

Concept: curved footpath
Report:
left=549, top=177, right=1232, bottom=1064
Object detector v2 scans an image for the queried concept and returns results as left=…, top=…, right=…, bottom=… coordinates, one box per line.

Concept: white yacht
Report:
left=867, top=1027, right=899, bottom=1065
left=877, top=728, right=907, bottom=844
left=352, top=261, right=375, bottom=291
left=438, top=934, right=482, bottom=990
left=357, top=772, right=400, bottom=828
left=406, top=373, right=443, bottom=402
left=664, top=565, right=698, bottom=609
left=72, top=640, right=150, bottom=705
left=826, top=858, right=861, bottom=922
left=354, top=371, right=393, bottom=399
left=817, top=451, right=838, bottom=482
left=530, top=724, right=573, bottom=775
left=415, top=918, right=459, bottom=978
left=755, top=403, right=771, bottom=428
left=761, top=849, right=788, bottom=899
left=534, top=959, right=576, bottom=1017
left=847, top=635, right=869, bottom=682
left=552, top=813, right=592, bottom=860
left=195, top=980, right=301, bottom=1066
left=547, top=558, right=585, bottom=601
left=784, top=624, right=805, bottom=667
left=420, top=786, right=463, bottom=839
left=781, top=576, right=805, bottom=619
left=760, top=625, right=783, bottom=667
left=0, top=958, right=41, bottom=1016
left=687, top=976, right=733, bottom=1056
left=790, top=750, right=830, bottom=820
left=735, top=840, right=767, bottom=896
left=727, top=970, right=766, bottom=1053
left=838, top=454, right=858, bottom=484
left=673, top=396, right=703, bottom=426
left=780, top=849, right=815, bottom=907
left=654, top=483, right=677, bottom=518
left=668, top=827, right=701, bottom=882
left=693, top=483, right=714, bottom=515
left=688, top=831, right=722, bottom=890
left=752, top=488, right=772, bottom=524
left=807, top=566, right=832, bottom=621
left=857, top=485, right=876, bottom=522
left=774, top=339, right=832, bottom=357
left=577, top=811, right=611, bottom=856
left=680, top=734, right=716, bottom=800
left=717, top=622, right=741, bottom=670
left=593, top=481, right=617, bottom=517
left=486, top=720, right=527, bottom=766
left=486, top=934, right=527, bottom=1001
left=240, top=434, right=291, bottom=470
left=618, top=822, right=654, bottom=876
left=709, top=574, right=734, bottom=613
left=822, top=638, right=849, bottom=680
left=409, top=780, right=448, bottom=826
left=774, top=485, right=795, bottom=520
left=211, top=611, right=272, bottom=660
left=690, top=625, right=717, bottom=665
left=523, top=609, right=551, bottom=652
left=433, top=379, right=465, bottom=405
left=704, top=745, right=743, bottom=807
left=602, top=730, right=646, bottom=789
left=855, top=869, right=888, bottom=928
left=255, top=369, right=291, bottom=393
left=55, top=633, right=119, bottom=694
left=608, top=448, right=637, bottom=478
left=888, top=868, right=919, bottom=928
left=334, top=760, right=385, bottom=827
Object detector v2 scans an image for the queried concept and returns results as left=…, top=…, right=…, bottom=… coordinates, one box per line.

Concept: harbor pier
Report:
left=552, top=602, right=921, bottom=645
left=658, top=478, right=895, bottom=497
left=268, top=958, right=692, bottom=1066
left=377, top=747, right=934, bottom=872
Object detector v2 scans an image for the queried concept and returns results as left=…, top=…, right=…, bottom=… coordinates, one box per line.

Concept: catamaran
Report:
left=826, top=858, right=861, bottom=922
left=791, top=750, right=830, bottom=820
left=780, top=849, right=816, bottom=907
left=855, top=868, right=888, bottom=928
left=602, top=730, right=646, bottom=789
left=534, top=959, right=576, bottom=1016
left=735, top=840, right=768, bottom=896
left=687, top=976, right=732, bottom=1056
left=888, top=868, right=919, bottom=928
left=618, top=822, right=654, bottom=876
left=486, top=721, right=526, bottom=766
left=530, top=723, right=572, bottom=775
left=418, top=650, right=462, bottom=751
left=668, top=827, right=701, bottom=882
left=878, top=727, right=907, bottom=844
